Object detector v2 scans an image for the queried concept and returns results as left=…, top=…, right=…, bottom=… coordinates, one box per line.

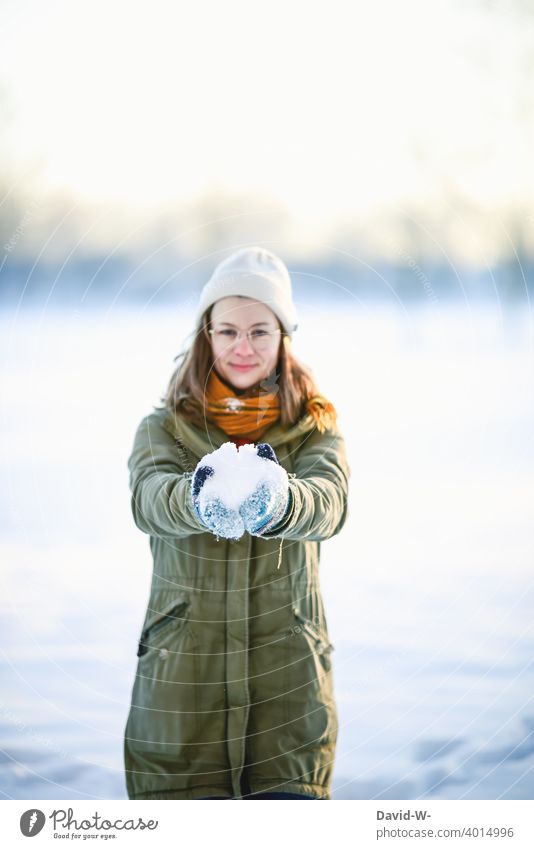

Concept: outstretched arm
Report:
left=258, top=426, right=350, bottom=542
left=128, top=412, right=206, bottom=538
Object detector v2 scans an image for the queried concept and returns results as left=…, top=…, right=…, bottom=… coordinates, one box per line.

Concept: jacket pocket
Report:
left=292, top=608, right=334, bottom=672
left=137, top=598, right=191, bottom=658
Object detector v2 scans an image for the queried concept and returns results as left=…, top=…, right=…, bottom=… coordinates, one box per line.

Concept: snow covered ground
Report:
left=0, top=299, right=533, bottom=800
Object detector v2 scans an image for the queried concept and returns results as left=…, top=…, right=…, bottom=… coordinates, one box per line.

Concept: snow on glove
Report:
left=237, top=443, right=290, bottom=536
left=191, top=442, right=246, bottom=540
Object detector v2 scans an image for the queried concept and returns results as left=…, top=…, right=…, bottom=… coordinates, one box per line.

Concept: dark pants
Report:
left=200, top=771, right=318, bottom=799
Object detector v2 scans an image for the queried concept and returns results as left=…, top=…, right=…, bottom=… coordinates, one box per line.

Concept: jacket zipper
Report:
left=137, top=602, right=190, bottom=657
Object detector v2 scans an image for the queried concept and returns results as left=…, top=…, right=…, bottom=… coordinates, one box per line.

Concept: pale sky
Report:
left=1, top=0, right=533, bottom=254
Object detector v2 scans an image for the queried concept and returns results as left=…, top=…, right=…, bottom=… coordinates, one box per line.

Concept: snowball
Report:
left=194, top=441, right=288, bottom=511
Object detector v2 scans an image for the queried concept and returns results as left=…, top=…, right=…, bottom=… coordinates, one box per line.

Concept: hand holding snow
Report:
left=191, top=443, right=245, bottom=539
left=191, top=442, right=290, bottom=539
left=239, top=443, right=290, bottom=535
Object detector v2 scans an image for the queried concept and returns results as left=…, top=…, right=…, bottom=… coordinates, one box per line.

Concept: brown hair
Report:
left=160, top=306, right=321, bottom=429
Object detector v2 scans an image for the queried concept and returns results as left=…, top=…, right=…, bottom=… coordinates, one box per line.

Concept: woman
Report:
left=123, top=247, right=351, bottom=800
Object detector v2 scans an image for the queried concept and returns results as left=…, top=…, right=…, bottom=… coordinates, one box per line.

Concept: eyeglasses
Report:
left=208, top=327, right=282, bottom=351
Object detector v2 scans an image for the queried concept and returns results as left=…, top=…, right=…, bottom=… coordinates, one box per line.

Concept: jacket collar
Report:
left=160, top=406, right=317, bottom=456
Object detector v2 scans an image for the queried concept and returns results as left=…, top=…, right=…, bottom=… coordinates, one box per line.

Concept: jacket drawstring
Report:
left=276, top=537, right=283, bottom=570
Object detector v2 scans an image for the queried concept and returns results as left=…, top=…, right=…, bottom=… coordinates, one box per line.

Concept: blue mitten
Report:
left=238, top=443, right=291, bottom=536
left=191, top=443, right=245, bottom=540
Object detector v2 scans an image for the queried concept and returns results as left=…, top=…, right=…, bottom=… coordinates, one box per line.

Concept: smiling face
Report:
left=208, top=296, right=283, bottom=390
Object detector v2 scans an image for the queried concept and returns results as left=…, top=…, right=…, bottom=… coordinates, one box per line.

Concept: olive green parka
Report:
left=123, top=403, right=350, bottom=800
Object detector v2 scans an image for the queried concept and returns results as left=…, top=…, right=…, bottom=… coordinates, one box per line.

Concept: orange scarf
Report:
left=205, top=369, right=281, bottom=442
left=205, top=368, right=338, bottom=441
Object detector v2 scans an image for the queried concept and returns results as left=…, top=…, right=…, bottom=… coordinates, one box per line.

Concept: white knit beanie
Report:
left=195, top=247, right=298, bottom=336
